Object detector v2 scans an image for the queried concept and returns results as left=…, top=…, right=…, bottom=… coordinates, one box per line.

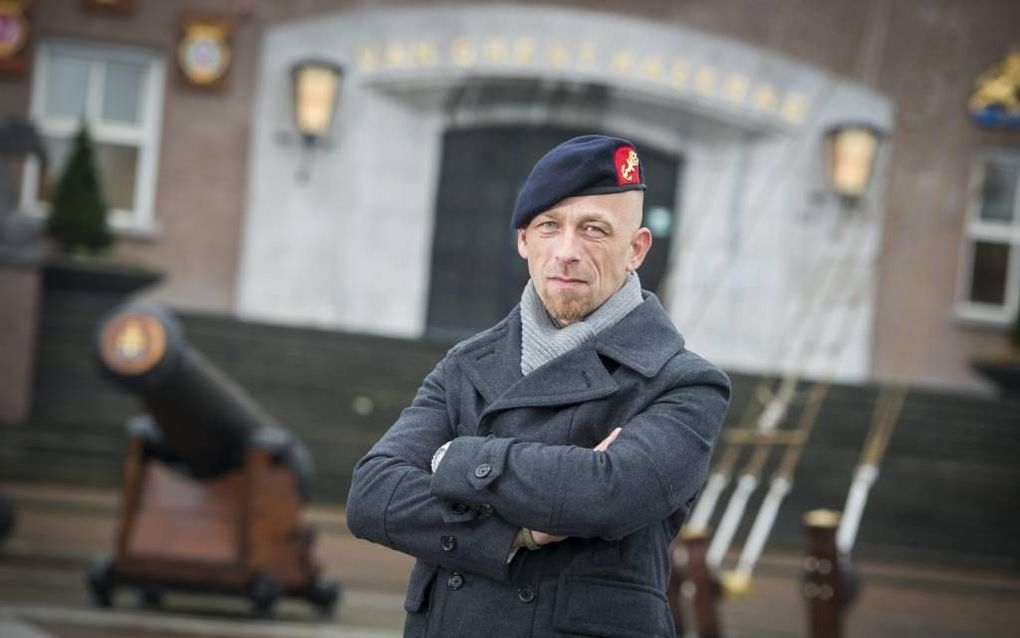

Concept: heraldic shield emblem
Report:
left=970, top=50, right=1020, bottom=129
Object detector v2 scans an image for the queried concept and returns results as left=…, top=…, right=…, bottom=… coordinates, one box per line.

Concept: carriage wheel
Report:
left=247, top=571, right=281, bottom=617
left=86, top=558, right=117, bottom=608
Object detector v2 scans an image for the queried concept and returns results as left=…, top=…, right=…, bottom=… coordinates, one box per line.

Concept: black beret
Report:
left=512, top=134, right=647, bottom=229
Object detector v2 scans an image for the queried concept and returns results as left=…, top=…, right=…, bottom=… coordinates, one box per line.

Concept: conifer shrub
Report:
left=45, top=122, right=113, bottom=254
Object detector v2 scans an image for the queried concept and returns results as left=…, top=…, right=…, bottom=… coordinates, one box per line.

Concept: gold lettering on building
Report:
left=611, top=51, right=636, bottom=74
left=357, top=47, right=379, bottom=72
left=413, top=42, right=438, bottom=66
left=546, top=42, right=570, bottom=68
left=781, top=93, right=807, bottom=123
left=514, top=37, right=536, bottom=64
left=484, top=39, right=509, bottom=63
left=725, top=73, right=749, bottom=102
left=753, top=84, right=778, bottom=111
left=384, top=43, right=408, bottom=68
left=694, top=67, right=717, bottom=95
left=576, top=42, right=596, bottom=66
left=640, top=55, right=664, bottom=81
left=450, top=38, right=476, bottom=67
left=669, top=60, right=690, bottom=89
left=351, top=36, right=807, bottom=128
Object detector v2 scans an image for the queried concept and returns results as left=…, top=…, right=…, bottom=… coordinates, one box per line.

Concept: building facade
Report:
left=2, top=0, right=1018, bottom=391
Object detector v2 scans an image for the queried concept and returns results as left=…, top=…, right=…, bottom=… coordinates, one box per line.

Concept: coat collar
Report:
left=594, top=292, right=685, bottom=377
left=455, top=292, right=684, bottom=414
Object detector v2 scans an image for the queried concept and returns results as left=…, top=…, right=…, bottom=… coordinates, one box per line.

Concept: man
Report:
left=346, top=135, right=730, bottom=637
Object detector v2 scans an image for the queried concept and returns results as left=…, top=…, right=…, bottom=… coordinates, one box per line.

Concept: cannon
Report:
left=87, top=303, right=339, bottom=616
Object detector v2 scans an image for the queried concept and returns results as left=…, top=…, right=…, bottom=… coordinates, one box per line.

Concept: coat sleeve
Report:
left=429, top=355, right=730, bottom=540
left=345, top=354, right=521, bottom=582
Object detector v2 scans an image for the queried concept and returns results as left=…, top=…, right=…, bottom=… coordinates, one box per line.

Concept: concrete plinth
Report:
left=0, top=260, right=40, bottom=424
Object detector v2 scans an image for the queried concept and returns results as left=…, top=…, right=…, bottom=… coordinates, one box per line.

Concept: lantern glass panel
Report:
left=293, top=64, right=340, bottom=138
left=827, top=126, right=879, bottom=199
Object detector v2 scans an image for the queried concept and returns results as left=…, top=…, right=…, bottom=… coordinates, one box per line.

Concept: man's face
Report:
left=517, top=190, right=652, bottom=326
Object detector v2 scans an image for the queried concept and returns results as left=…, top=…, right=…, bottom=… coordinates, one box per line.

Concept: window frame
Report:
left=19, top=38, right=166, bottom=237
left=954, top=150, right=1020, bottom=325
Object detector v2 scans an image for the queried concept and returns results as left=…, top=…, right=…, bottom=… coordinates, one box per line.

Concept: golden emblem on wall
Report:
left=0, top=0, right=30, bottom=75
left=969, top=49, right=1020, bottom=128
left=177, top=14, right=233, bottom=90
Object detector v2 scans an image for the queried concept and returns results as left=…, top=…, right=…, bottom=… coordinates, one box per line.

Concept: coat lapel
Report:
left=457, top=309, right=524, bottom=406
left=595, top=292, right=685, bottom=377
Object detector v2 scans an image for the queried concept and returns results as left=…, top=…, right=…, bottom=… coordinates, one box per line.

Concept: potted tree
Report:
left=46, top=122, right=114, bottom=255
left=42, top=122, right=161, bottom=294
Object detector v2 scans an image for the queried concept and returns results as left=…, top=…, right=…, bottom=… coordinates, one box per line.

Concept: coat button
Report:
left=448, top=571, right=465, bottom=590
left=451, top=502, right=470, bottom=514
left=474, top=463, right=492, bottom=478
left=517, top=586, right=535, bottom=603
left=478, top=504, right=494, bottom=518
left=441, top=535, right=457, bottom=552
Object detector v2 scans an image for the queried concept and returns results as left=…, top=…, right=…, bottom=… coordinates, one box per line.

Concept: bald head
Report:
left=614, top=189, right=645, bottom=233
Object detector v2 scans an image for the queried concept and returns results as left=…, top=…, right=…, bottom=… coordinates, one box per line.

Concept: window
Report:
left=20, top=39, right=165, bottom=234
left=956, top=151, right=1020, bottom=324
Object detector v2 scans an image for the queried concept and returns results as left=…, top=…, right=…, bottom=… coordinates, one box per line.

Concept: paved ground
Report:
left=1, top=482, right=1018, bottom=637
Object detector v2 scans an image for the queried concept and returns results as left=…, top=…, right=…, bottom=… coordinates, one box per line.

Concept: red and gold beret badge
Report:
left=615, top=145, right=641, bottom=186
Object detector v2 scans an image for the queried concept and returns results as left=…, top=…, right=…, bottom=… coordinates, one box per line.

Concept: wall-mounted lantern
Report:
left=291, top=59, right=343, bottom=145
left=281, top=59, right=343, bottom=181
left=824, top=123, right=884, bottom=207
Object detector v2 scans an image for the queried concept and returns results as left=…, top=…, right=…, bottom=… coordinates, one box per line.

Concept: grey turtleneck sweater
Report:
left=520, top=272, right=643, bottom=375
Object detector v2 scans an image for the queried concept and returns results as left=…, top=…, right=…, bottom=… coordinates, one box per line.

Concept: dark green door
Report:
left=426, top=126, right=681, bottom=341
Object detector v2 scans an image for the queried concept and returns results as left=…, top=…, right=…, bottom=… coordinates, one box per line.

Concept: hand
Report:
left=509, top=427, right=621, bottom=553
left=513, top=528, right=567, bottom=550
left=594, top=427, right=622, bottom=452
left=531, top=530, right=567, bottom=546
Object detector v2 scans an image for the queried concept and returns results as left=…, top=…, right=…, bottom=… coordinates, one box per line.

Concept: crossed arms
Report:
left=345, top=351, right=729, bottom=582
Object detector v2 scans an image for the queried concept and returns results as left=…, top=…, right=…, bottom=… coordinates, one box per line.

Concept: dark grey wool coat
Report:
left=346, top=292, right=730, bottom=638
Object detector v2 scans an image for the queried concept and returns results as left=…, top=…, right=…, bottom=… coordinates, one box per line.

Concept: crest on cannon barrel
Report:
left=87, top=303, right=339, bottom=617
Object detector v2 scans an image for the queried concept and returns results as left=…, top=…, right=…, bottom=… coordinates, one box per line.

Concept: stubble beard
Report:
left=539, top=287, right=594, bottom=326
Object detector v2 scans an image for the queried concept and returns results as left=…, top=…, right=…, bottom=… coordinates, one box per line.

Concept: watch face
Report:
left=178, top=25, right=231, bottom=85
left=0, top=8, right=27, bottom=59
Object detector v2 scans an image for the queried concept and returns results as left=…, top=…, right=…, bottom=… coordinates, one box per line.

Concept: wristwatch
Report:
left=431, top=441, right=451, bottom=473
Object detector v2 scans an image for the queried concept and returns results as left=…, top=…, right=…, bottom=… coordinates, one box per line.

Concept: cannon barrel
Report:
left=95, top=303, right=311, bottom=494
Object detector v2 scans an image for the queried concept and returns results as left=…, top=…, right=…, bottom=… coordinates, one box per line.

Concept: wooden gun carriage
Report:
left=87, top=304, right=339, bottom=616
